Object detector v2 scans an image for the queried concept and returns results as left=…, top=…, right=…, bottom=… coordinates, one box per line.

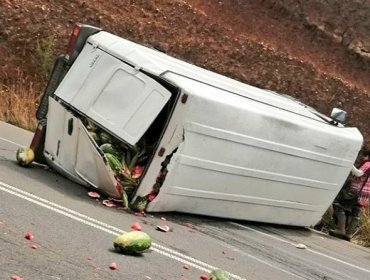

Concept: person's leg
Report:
left=314, top=204, right=334, bottom=230
left=345, top=206, right=361, bottom=241
left=329, top=208, right=347, bottom=239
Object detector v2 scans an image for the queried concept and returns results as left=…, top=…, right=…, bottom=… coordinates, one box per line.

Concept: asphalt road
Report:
left=1, top=121, right=370, bottom=280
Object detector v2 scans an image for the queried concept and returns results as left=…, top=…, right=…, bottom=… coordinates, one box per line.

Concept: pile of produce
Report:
left=84, top=119, right=158, bottom=211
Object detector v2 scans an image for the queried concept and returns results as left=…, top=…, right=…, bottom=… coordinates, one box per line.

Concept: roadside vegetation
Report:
left=355, top=208, right=370, bottom=246
left=0, top=34, right=55, bottom=131
left=0, top=70, right=39, bottom=131
left=35, top=34, right=57, bottom=78
left=318, top=206, right=370, bottom=246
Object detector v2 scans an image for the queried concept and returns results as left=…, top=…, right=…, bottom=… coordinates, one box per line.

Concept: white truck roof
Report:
left=88, top=31, right=326, bottom=123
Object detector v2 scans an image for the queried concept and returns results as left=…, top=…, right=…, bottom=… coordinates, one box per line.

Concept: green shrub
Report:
left=36, top=34, right=56, bottom=77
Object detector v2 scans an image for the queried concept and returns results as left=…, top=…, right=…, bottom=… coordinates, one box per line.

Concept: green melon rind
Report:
left=209, top=269, right=231, bottom=280
left=99, top=131, right=113, bottom=144
left=105, top=153, right=123, bottom=173
left=100, top=143, right=120, bottom=157
left=113, top=231, right=152, bottom=254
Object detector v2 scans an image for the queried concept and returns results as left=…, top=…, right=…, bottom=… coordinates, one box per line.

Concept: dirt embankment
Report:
left=1, top=0, right=369, bottom=147
left=268, top=0, right=370, bottom=64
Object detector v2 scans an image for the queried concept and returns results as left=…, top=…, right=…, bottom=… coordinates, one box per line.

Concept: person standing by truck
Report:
left=330, top=149, right=370, bottom=240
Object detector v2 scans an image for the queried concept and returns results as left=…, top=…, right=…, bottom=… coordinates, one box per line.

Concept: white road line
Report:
left=0, top=136, right=21, bottom=148
left=0, top=181, right=245, bottom=280
left=231, top=222, right=370, bottom=274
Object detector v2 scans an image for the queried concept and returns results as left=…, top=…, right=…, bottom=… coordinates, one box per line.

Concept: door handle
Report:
left=68, top=118, right=74, bottom=135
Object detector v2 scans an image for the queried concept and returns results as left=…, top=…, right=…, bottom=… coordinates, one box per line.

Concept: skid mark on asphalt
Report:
left=0, top=181, right=246, bottom=280
left=231, top=222, right=370, bottom=275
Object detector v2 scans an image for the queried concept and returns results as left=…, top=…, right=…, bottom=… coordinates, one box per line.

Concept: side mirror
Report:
left=330, top=108, right=347, bottom=124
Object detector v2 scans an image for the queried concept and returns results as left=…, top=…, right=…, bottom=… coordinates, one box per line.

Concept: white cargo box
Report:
left=42, top=30, right=363, bottom=226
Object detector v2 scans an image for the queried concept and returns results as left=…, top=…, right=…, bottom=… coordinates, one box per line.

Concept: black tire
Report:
left=36, top=56, right=69, bottom=120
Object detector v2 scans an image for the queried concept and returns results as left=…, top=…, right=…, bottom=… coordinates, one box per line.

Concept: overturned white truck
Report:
left=27, top=24, right=363, bottom=227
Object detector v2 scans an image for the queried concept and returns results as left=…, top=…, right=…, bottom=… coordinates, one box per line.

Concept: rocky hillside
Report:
left=1, top=0, right=369, bottom=147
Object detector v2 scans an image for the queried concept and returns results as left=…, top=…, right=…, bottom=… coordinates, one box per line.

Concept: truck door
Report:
left=53, top=43, right=172, bottom=145
left=44, top=98, right=120, bottom=198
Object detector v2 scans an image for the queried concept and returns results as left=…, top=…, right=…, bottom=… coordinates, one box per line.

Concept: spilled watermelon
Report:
left=209, top=269, right=231, bottom=280
left=16, top=146, right=34, bottom=167
left=113, top=231, right=152, bottom=254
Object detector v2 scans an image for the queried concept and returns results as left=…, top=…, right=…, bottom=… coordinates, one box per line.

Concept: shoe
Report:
left=329, top=229, right=347, bottom=240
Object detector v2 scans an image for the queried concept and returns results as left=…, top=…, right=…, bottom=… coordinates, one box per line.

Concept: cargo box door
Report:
left=74, top=123, right=121, bottom=199
left=54, top=45, right=171, bottom=145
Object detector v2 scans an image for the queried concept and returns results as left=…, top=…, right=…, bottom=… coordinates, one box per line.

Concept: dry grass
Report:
left=0, top=69, right=42, bottom=131
left=354, top=207, right=370, bottom=246
left=36, top=34, right=57, bottom=78
left=0, top=33, right=56, bottom=130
